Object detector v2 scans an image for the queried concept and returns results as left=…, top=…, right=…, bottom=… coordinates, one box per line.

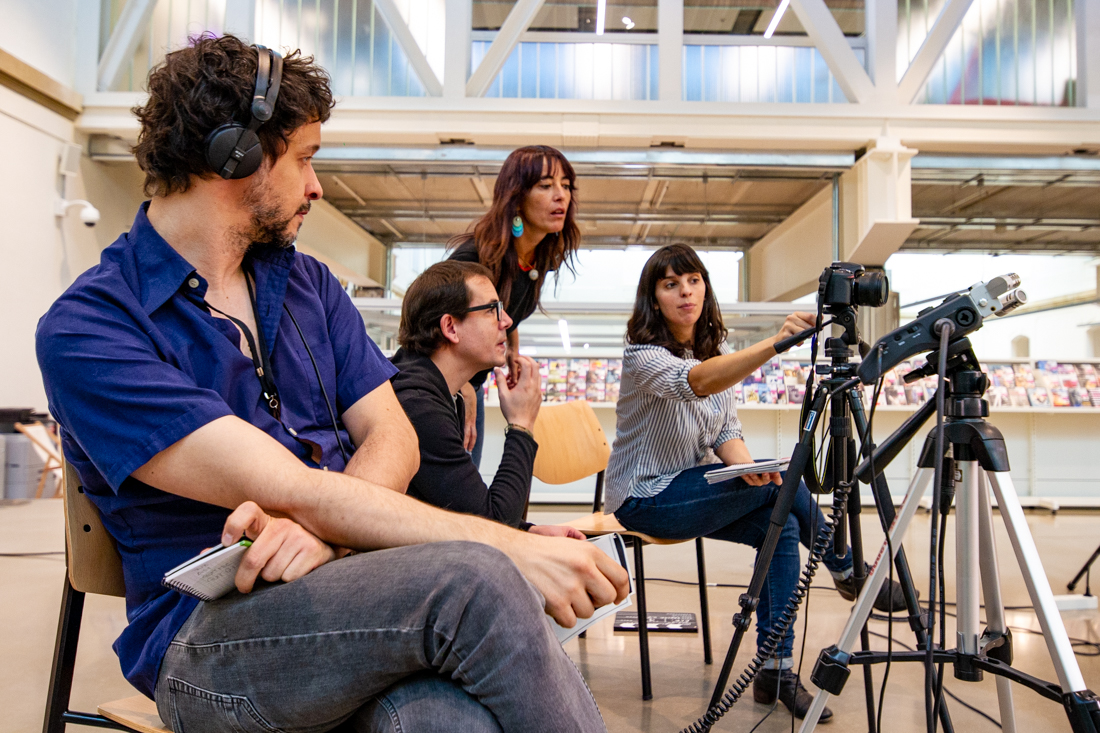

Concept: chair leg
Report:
left=695, top=538, right=712, bottom=665
left=633, top=539, right=652, bottom=701
left=43, top=577, right=84, bottom=733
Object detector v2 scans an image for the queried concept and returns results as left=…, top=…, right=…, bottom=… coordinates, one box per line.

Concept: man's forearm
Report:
left=344, top=424, right=419, bottom=493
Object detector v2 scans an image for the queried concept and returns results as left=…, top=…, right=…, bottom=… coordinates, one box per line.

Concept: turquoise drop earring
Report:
left=511, top=216, right=524, bottom=238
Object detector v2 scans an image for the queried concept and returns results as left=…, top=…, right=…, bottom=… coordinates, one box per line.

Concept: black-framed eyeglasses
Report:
left=463, top=300, right=504, bottom=321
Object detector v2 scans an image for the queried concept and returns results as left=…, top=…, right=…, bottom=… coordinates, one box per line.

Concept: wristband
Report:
left=505, top=423, right=534, bottom=439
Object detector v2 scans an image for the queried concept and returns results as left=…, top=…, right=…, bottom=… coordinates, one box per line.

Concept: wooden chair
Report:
left=42, top=458, right=170, bottom=733
left=531, top=401, right=712, bottom=701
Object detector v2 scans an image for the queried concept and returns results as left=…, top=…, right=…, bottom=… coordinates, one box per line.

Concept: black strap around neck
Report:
left=191, top=272, right=281, bottom=419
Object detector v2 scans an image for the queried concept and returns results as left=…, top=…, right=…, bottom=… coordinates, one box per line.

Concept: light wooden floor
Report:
left=4, top=499, right=1099, bottom=732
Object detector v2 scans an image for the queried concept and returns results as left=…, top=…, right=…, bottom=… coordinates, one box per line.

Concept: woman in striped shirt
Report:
left=605, top=244, right=904, bottom=722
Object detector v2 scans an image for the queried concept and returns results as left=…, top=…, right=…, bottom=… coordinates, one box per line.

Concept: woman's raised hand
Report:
left=775, top=311, right=817, bottom=344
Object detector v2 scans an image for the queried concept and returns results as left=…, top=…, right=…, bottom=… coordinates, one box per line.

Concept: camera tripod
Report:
left=705, top=313, right=955, bottom=733
left=797, top=337, right=1100, bottom=733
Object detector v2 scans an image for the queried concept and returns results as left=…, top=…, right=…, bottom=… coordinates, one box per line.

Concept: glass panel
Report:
left=109, top=0, right=433, bottom=96
left=905, top=0, right=1077, bottom=106
left=683, top=44, right=855, bottom=102
left=684, top=0, right=864, bottom=37
left=474, top=40, right=658, bottom=99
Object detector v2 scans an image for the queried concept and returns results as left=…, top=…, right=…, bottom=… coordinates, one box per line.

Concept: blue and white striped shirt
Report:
left=604, top=342, right=743, bottom=514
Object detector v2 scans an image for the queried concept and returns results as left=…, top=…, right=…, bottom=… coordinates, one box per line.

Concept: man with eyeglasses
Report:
left=391, top=260, right=583, bottom=538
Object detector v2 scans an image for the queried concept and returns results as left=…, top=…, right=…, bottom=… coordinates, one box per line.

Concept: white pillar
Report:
left=1078, top=0, right=1100, bottom=107
left=865, top=0, right=897, bottom=101
left=444, top=0, right=473, bottom=98
left=658, top=0, right=683, bottom=102
left=839, top=137, right=919, bottom=266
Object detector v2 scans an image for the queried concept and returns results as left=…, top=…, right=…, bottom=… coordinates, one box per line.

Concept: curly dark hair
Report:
left=132, top=33, right=334, bottom=196
left=626, top=244, right=728, bottom=361
left=399, top=260, right=495, bottom=356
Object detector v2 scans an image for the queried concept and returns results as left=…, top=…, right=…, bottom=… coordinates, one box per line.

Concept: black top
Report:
left=448, top=239, right=539, bottom=389
left=390, top=348, right=537, bottom=529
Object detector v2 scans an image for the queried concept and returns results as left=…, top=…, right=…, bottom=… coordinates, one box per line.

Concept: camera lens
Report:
left=853, top=271, right=889, bottom=308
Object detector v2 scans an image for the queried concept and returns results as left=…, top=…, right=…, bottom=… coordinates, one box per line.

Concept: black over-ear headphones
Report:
left=204, top=45, right=284, bottom=179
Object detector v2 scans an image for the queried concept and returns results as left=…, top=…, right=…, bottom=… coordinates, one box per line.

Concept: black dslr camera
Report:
left=818, top=262, right=889, bottom=311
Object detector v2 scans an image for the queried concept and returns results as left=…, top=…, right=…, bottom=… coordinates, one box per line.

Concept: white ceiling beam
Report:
left=658, top=0, right=684, bottom=102
left=897, top=0, right=974, bottom=104
left=788, top=0, right=875, bottom=104
left=97, top=0, right=159, bottom=92
left=444, top=0, right=473, bottom=98
left=865, top=0, right=897, bottom=101
left=372, top=0, right=444, bottom=97
left=466, top=0, right=547, bottom=98
left=1078, top=0, right=1100, bottom=108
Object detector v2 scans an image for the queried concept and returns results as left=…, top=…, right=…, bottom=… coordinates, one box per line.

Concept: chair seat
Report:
left=98, top=695, right=169, bottom=733
left=564, top=512, right=691, bottom=546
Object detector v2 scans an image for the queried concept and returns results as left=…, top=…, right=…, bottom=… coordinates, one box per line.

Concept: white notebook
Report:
left=704, top=457, right=791, bottom=484
left=162, top=540, right=252, bottom=602
left=552, top=533, right=634, bottom=645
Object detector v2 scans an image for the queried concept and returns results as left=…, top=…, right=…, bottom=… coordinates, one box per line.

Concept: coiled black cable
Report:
left=679, top=477, right=852, bottom=733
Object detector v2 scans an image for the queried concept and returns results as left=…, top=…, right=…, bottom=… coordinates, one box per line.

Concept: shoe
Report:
left=833, top=562, right=914, bottom=613
left=753, top=668, right=832, bottom=722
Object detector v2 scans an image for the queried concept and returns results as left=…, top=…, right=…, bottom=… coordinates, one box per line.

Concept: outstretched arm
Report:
left=687, top=311, right=816, bottom=396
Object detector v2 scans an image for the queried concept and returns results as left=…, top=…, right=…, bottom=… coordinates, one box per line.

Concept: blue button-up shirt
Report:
left=36, top=203, right=396, bottom=698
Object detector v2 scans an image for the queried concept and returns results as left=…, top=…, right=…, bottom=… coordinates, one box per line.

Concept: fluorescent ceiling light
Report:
left=596, top=0, right=606, bottom=35
left=763, top=0, right=790, bottom=39
left=558, top=319, right=572, bottom=353
left=622, top=16, right=635, bottom=30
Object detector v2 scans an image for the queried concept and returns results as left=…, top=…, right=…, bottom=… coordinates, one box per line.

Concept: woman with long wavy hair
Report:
left=448, top=145, right=580, bottom=466
left=604, top=243, right=907, bottom=722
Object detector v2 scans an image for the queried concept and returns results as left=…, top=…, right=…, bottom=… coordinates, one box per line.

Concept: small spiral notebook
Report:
left=551, top=533, right=634, bottom=645
left=162, top=540, right=252, bottom=602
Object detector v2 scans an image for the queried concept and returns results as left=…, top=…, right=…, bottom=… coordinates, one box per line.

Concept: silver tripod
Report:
left=799, top=344, right=1100, bottom=733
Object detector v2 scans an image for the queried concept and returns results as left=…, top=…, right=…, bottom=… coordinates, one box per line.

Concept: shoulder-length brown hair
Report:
left=626, top=244, right=728, bottom=360
left=449, top=145, right=580, bottom=306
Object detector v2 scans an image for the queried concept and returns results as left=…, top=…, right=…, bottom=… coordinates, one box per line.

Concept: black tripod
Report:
left=705, top=310, right=953, bottom=733
left=1067, top=545, right=1100, bottom=597
left=798, top=336, right=1100, bottom=733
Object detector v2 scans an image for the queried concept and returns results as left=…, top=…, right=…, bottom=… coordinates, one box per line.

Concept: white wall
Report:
left=0, top=85, right=104, bottom=411
left=0, top=0, right=80, bottom=88
left=295, top=198, right=388, bottom=283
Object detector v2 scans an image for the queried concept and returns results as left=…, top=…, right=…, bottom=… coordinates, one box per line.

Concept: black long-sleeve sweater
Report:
left=390, top=348, right=537, bottom=529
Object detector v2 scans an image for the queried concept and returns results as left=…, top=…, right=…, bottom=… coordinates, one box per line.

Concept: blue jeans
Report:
left=615, top=466, right=851, bottom=660
left=155, top=542, right=604, bottom=732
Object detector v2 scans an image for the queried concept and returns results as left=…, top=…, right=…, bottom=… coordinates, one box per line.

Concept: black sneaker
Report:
left=753, top=668, right=832, bottom=722
left=833, top=562, right=914, bottom=613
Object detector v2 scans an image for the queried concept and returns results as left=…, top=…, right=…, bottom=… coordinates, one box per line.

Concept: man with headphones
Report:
left=37, top=34, right=626, bottom=732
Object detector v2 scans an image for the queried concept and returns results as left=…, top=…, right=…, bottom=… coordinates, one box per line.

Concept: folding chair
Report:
left=42, top=459, right=169, bottom=732
left=531, top=400, right=712, bottom=701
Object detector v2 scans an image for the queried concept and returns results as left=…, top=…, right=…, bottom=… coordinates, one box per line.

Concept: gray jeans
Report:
left=154, top=542, right=605, bottom=733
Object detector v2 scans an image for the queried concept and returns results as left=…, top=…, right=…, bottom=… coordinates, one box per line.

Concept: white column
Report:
left=865, top=0, right=897, bottom=101
left=658, top=0, right=683, bottom=102
left=73, top=0, right=101, bottom=96
left=444, top=0, right=473, bottom=99
left=1078, top=0, right=1100, bottom=107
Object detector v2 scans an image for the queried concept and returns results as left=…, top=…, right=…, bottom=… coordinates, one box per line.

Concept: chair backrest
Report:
left=62, top=459, right=127, bottom=597
left=531, top=401, right=611, bottom=484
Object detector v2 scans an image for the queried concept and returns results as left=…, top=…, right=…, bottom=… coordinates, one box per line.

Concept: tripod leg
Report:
left=984, top=471, right=1089, bottom=693
left=956, top=462, right=982, bottom=658
left=977, top=470, right=1017, bottom=733
left=797, top=468, right=935, bottom=733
